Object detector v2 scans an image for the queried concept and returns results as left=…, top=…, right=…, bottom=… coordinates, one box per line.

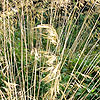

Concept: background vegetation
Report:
left=0, top=0, right=100, bottom=100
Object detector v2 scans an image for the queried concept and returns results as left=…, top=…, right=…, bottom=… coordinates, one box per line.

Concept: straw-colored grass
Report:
left=0, top=0, right=100, bottom=100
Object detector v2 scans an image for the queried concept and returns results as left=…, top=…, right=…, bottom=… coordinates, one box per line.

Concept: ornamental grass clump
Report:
left=0, top=0, right=100, bottom=100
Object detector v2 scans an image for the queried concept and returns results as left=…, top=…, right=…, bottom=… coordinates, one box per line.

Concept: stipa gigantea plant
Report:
left=0, top=0, right=100, bottom=100
left=35, top=24, right=58, bottom=45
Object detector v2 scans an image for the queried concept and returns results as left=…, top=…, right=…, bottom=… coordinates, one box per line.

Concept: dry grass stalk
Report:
left=0, top=0, right=100, bottom=100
